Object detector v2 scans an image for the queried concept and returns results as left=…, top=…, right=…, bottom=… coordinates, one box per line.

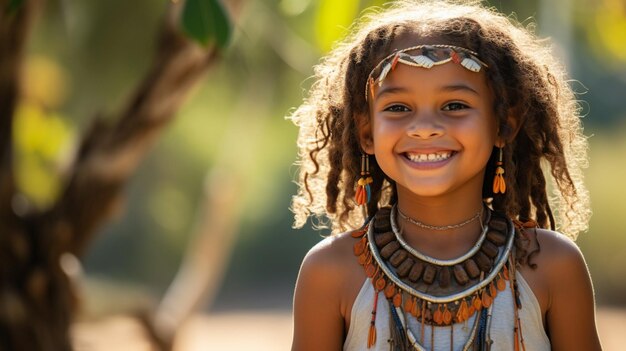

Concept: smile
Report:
left=404, top=151, right=455, bottom=163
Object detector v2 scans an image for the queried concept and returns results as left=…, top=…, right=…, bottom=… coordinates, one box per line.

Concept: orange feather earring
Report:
left=356, top=154, right=373, bottom=205
left=493, top=144, right=506, bottom=194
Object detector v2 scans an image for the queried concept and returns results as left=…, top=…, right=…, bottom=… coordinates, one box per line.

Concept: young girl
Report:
left=290, top=1, right=602, bottom=350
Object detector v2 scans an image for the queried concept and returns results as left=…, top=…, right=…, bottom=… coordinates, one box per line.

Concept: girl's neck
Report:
left=395, top=185, right=486, bottom=259
left=396, top=184, right=484, bottom=225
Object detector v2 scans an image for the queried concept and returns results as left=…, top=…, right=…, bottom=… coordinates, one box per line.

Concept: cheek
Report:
left=485, top=118, right=499, bottom=145
left=371, top=123, right=400, bottom=155
left=468, top=109, right=497, bottom=138
left=457, top=116, right=497, bottom=155
left=372, top=116, right=404, bottom=138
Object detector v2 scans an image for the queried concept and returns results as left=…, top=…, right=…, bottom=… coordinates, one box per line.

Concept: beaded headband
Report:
left=365, top=44, right=488, bottom=101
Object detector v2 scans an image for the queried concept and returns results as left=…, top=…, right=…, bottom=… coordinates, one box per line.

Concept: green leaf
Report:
left=315, top=0, right=361, bottom=52
left=6, top=0, right=24, bottom=14
left=181, top=0, right=231, bottom=49
left=13, top=102, right=73, bottom=208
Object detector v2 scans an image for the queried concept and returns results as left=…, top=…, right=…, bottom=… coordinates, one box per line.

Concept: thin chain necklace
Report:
left=391, top=204, right=491, bottom=266
left=397, top=205, right=483, bottom=231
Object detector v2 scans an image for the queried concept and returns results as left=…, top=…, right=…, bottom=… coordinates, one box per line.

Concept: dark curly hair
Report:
left=290, top=0, right=590, bottom=239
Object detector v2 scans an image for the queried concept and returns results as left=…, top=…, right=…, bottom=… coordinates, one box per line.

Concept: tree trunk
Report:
left=0, top=1, right=223, bottom=350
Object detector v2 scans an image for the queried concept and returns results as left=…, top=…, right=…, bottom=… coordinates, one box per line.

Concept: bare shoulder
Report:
left=297, top=231, right=367, bottom=314
left=520, top=228, right=590, bottom=303
left=301, top=231, right=359, bottom=273
left=534, top=228, right=584, bottom=262
left=292, top=231, right=366, bottom=351
left=523, top=228, right=587, bottom=276
left=521, top=227, right=602, bottom=351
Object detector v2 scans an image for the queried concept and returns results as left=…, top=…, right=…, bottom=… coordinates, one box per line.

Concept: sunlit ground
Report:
left=73, top=307, right=625, bottom=351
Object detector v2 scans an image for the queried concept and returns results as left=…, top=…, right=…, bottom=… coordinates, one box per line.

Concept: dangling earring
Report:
left=493, top=145, right=506, bottom=194
left=355, top=154, right=373, bottom=205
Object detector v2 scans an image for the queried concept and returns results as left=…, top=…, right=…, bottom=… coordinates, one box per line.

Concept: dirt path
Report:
left=73, top=307, right=626, bottom=350
left=596, top=307, right=626, bottom=351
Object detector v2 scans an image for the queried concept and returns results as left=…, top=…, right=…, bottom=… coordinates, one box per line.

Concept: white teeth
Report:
left=406, top=151, right=452, bottom=163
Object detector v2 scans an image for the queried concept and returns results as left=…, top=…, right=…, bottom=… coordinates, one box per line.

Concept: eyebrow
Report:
left=374, top=83, right=480, bottom=100
left=441, top=84, right=480, bottom=95
left=375, top=86, right=408, bottom=99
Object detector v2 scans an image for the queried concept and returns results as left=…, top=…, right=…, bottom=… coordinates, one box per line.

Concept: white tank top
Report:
left=343, top=272, right=550, bottom=351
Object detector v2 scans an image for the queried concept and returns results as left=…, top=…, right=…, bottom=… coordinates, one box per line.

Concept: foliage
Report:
left=5, top=0, right=23, bottom=13
left=181, top=0, right=231, bottom=49
left=314, top=0, right=360, bottom=52
left=313, top=0, right=388, bottom=52
left=13, top=103, right=73, bottom=209
left=13, top=55, right=73, bottom=209
left=584, top=0, right=626, bottom=66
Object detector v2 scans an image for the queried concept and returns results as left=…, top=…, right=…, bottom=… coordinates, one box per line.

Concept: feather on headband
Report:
left=365, top=44, right=488, bottom=101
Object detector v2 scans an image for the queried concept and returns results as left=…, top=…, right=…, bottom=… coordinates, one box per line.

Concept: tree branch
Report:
left=0, top=0, right=41, bottom=217
left=53, top=3, right=219, bottom=257
left=150, top=168, right=242, bottom=348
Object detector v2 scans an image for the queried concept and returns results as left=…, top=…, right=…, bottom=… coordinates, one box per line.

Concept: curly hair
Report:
left=289, top=0, right=590, bottom=239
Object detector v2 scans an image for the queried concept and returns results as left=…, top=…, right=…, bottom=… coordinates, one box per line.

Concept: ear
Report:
left=357, top=114, right=375, bottom=154
left=496, top=113, right=521, bottom=147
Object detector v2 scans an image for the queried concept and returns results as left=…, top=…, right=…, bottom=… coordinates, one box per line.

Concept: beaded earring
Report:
left=355, top=154, right=373, bottom=205
left=493, top=145, right=506, bottom=194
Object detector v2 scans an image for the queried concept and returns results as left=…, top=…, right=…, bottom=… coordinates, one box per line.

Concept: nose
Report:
left=406, top=111, right=444, bottom=139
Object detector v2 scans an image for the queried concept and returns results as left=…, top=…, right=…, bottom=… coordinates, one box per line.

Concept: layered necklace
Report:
left=351, top=205, right=526, bottom=351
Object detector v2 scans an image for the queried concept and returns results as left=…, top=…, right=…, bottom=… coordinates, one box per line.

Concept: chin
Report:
left=399, top=182, right=453, bottom=198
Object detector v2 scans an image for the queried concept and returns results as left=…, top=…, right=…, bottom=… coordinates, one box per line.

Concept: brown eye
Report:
left=384, top=104, right=410, bottom=112
left=442, top=102, right=469, bottom=111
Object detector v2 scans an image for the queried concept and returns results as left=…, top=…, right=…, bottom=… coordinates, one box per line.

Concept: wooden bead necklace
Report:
left=352, top=206, right=523, bottom=350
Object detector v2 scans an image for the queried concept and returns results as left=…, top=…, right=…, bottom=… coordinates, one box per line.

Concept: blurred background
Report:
left=14, top=0, right=626, bottom=349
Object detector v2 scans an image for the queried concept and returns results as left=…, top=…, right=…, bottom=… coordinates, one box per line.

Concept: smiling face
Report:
left=360, top=47, right=499, bottom=202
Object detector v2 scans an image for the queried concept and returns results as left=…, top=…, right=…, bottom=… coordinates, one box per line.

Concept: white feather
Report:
left=461, top=58, right=481, bottom=72
left=378, top=62, right=392, bottom=86
left=412, top=55, right=435, bottom=68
